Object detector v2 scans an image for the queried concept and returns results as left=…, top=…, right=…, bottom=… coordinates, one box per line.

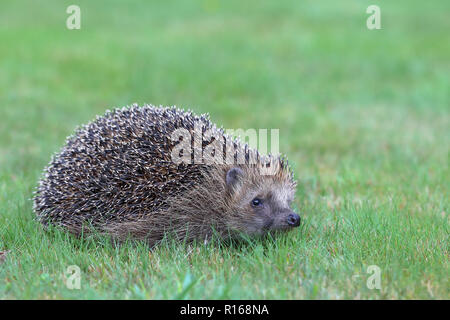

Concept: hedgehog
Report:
left=33, top=104, right=300, bottom=246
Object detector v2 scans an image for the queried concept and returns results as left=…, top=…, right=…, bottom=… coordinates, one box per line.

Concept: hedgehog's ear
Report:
left=226, top=167, right=244, bottom=189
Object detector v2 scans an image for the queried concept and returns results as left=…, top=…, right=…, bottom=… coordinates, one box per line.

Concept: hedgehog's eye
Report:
left=251, top=198, right=263, bottom=207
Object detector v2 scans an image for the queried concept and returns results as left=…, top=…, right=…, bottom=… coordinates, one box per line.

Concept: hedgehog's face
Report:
left=225, top=167, right=300, bottom=236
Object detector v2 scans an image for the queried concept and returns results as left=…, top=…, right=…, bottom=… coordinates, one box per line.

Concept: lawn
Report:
left=0, top=0, right=448, bottom=299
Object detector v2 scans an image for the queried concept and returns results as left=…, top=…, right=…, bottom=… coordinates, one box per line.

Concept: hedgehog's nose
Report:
left=287, top=213, right=301, bottom=227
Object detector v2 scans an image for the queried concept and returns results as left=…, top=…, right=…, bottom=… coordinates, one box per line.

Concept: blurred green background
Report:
left=0, top=0, right=448, bottom=299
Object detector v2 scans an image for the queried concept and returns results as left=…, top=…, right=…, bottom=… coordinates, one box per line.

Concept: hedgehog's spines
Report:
left=33, top=104, right=296, bottom=243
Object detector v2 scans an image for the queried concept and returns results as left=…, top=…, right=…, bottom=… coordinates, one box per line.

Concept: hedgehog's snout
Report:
left=276, top=208, right=300, bottom=229
left=286, top=212, right=301, bottom=227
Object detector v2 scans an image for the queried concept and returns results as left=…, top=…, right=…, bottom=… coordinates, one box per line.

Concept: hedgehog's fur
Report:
left=33, top=104, right=299, bottom=246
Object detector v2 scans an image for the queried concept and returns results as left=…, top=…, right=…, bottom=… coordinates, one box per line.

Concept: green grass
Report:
left=0, top=0, right=448, bottom=299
